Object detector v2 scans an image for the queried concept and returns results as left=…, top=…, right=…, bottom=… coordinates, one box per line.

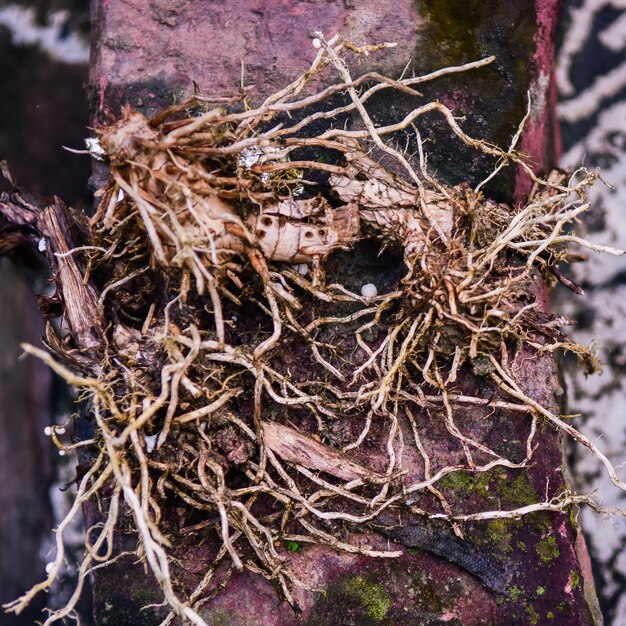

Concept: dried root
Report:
left=1, top=34, right=624, bottom=624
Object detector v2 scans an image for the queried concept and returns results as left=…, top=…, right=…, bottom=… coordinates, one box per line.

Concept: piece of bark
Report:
left=39, top=201, right=102, bottom=350
left=0, top=182, right=103, bottom=355
left=87, top=2, right=602, bottom=625
left=264, top=421, right=384, bottom=483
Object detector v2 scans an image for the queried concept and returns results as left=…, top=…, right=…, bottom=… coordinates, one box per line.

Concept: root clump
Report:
left=1, top=34, right=623, bottom=624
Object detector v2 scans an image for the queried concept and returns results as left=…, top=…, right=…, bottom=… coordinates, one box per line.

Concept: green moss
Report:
left=417, top=0, right=486, bottom=64
left=207, top=609, right=235, bottom=626
left=557, top=600, right=570, bottom=613
left=499, top=473, right=539, bottom=508
left=508, top=586, right=524, bottom=602
left=547, top=611, right=555, bottom=619
left=98, top=601, right=164, bottom=626
left=203, top=608, right=263, bottom=626
left=438, top=467, right=504, bottom=503
left=535, top=586, right=545, bottom=597
left=344, top=576, right=392, bottom=622
left=439, top=469, right=549, bottom=556
left=405, top=571, right=451, bottom=614
left=568, top=506, right=578, bottom=529
left=438, top=469, right=486, bottom=493
left=309, top=574, right=395, bottom=625
left=569, top=570, right=581, bottom=589
left=439, top=468, right=540, bottom=509
left=526, top=605, right=539, bottom=625
left=486, top=519, right=514, bottom=552
left=410, top=0, right=538, bottom=198
left=535, top=536, right=560, bottom=563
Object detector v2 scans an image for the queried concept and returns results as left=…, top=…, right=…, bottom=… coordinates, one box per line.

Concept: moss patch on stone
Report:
left=535, top=536, right=560, bottom=564
left=526, top=605, right=539, bottom=625
left=485, top=518, right=515, bottom=552
left=438, top=468, right=540, bottom=509
left=342, top=576, right=392, bottom=622
left=411, top=0, right=538, bottom=196
left=508, top=586, right=525, bottom=602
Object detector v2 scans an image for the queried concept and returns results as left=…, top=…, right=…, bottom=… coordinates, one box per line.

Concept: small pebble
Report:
left=85, top=137, right=106, bottom=160
left=361, top=283, right=378, bottom=298
left=145, top=433, right=159, bottom=453
left=297, top=263, right=309, bottom=275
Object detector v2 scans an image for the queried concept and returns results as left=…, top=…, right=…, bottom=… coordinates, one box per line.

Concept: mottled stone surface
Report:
left=88, top=1, right=601, bottom=624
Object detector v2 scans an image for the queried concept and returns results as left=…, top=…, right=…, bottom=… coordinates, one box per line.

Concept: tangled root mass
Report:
left=1, top=35, right=624, bottom=624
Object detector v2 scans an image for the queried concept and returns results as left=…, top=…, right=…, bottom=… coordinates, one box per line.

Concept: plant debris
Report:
left=1, top=34, right=624, bottom=625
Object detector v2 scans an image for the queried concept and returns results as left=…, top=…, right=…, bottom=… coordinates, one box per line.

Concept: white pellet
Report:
left=38, top=238, right=47, bottom=252
left=297, top=263, right=309, bottom=275
left=145, top=433, right=159, bottom=453
left=361, top=283, right=378, bottom=298
left=312, top=38, right=321, bottom=49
